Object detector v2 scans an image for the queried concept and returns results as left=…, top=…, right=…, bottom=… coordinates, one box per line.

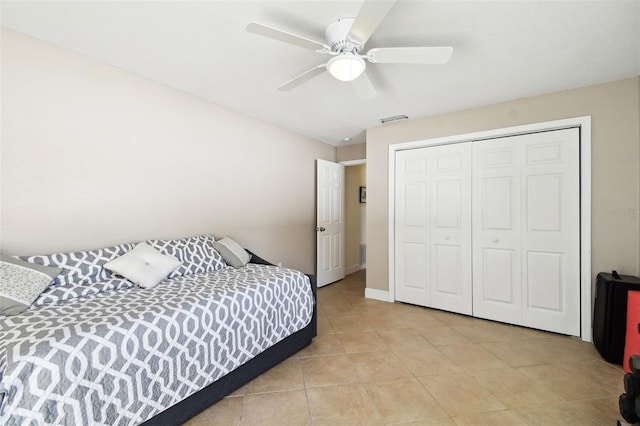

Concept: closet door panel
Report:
left=395, top=144, right=472, bottom=314
left=472, top=140, right=522, bottom=324
left=430, top=144, right=472, bottom=315
left=395, top=150, right=430, bottom=306
left=521, top=128, right=580, bottom=335
left=482, top=248, right=517, bottom=304
left=435, top=179, right=462, bottom=228
left=483, top=177, right=514, bottom=230
left=472, top=128, right=580, bottom=335
left=433, top=244, right=462, bottom=294
left=479, top=247, right=521, bottom=325
left=526, top=175, right=562, bottom=232
left=402, top=242, right=427, bottom=292
left=526, top=251, right=563, bottom=311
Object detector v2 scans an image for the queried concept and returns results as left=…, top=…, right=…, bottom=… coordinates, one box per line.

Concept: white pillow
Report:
left=213, top=237, right=251, bottom=268
left=104, top=243, right=181, bottom=289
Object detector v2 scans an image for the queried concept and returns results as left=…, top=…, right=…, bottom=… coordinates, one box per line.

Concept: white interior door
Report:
left=395, top=144, right=472, bottom=314
left=316, top=159, right=345, bottom=287
left=472, top=128, right=580, bottom=335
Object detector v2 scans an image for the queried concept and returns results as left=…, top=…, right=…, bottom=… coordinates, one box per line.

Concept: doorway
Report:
left=344, top=161, right=367, bottom=275
left=316, top=158, right=367, bottom=287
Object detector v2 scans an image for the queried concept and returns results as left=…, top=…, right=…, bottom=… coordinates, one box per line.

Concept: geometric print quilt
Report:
left=0, top=264, right=314, bottom=425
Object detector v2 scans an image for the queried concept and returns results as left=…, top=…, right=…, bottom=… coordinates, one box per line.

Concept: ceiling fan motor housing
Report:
left=325, top=17, right=362, bottom=53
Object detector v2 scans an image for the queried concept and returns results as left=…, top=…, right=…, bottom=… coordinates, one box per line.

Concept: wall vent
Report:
left=379, top=114, right=408, bottom=124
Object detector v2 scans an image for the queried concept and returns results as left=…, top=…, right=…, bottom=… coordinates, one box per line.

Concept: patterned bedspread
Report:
left=0, top=264, right=314, bottom=425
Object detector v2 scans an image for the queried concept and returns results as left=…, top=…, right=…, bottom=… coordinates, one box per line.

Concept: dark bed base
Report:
left=141, top=253, right=317, bottom=426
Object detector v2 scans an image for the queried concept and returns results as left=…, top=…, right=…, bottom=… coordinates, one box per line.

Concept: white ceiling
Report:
left=2, top=1, right=639, bottom=147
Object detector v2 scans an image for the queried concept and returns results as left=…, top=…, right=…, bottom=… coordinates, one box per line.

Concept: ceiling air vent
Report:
left=379, top=114, right=408, bottom=124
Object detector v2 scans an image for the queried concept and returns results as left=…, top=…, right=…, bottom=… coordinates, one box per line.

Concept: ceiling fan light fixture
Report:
left=327, top=53, right=366, bottom=82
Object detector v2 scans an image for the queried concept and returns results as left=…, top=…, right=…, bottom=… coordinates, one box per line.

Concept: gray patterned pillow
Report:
left=0, top=254, right=62, bottom=315
left=145, top=234, right=226, bottom=278
left=213, top=236, right=251, bottom=268
left=20, top=243, right=134, bottom=288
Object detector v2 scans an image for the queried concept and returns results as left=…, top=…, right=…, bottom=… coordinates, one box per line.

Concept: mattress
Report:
left=0, top=264, right=314, bottom=425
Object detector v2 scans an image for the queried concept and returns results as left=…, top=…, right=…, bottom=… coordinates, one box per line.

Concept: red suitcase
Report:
left=624, top=291, right=640, bottom=373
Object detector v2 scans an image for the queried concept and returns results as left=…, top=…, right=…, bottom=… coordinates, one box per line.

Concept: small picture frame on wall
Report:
left=359, top=186, right=367, bottom=203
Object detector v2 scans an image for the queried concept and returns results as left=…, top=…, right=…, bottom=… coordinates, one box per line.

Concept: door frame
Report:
left=316, top=158, right=367, bottom=287
left=387, top=116, right=592, bottom=342
left=340, top=159, right=367, bottom=276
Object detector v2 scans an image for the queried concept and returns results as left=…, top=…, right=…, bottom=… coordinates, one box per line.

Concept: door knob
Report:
left=316, top=226, right=326, bottom=232
left=444, top=236, right=450, bottom=240
left=493, top=238, right=499, bottom=243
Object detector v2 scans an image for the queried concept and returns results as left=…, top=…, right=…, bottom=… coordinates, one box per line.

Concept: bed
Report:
left=0, top=235, right=317, bottom=425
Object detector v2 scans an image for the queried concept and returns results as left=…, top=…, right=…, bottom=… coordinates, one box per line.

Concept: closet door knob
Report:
left=493, top=238, right=499, bottom=243
left=444, top=236, right=450, bottom=240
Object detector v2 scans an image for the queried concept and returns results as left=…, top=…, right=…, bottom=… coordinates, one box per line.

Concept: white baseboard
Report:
left=345, top=264, right=366, bottom=275
left=365, top=287, right=391, bottom=303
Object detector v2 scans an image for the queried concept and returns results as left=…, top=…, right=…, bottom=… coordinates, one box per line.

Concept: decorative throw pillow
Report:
left=213, top=237, right=251, bottom=268
left=20, top=243, right=135, bottom=288
left=0, top=254, right=62, bottom=315
left=146, top=234, right=226, bottom=278
left=33, top=277, right=134, bottom=306
left=104, top=243, right=182, bottom=289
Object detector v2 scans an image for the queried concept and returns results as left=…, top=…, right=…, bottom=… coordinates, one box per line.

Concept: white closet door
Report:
left=520, top=128, right=580, bottom=335
left=395, top=144, right=472, bottom=314
left=429, top=143, right=472, bottom=315
left=472, top=128, right=580, bottom=335
left=472, top=138, right=523, bottom=324
left=395, top=149, right=431, bottom=306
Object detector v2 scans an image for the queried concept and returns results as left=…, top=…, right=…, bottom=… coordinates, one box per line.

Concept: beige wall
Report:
left=344, top=164, right=366, bottom=272
left=0, top=29, right=336, bottom=274
left=337, top=143, right=366, bottom=162
left=367, top=77, right=640, bottom=293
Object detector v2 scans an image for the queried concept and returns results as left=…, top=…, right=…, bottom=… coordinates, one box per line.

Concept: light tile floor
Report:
left=185, top=270, right=624, bottom=425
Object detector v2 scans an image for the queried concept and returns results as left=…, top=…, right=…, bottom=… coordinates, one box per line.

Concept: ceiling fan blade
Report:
left=246, top=22, right=330, bottom=52
left=367, top=47, right=454, bottom=64
left=348, top=1, right=397, bottom=46
left=351, top=71, right=377, bottom=101
left=278, top=64, right=327, bottom=91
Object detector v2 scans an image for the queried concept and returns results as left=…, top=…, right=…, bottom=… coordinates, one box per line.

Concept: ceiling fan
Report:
left=246, top=0, right=453, bottom=100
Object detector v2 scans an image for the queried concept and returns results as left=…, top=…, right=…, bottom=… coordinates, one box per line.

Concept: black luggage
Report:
left=593, top=271, right=640, bottom=364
